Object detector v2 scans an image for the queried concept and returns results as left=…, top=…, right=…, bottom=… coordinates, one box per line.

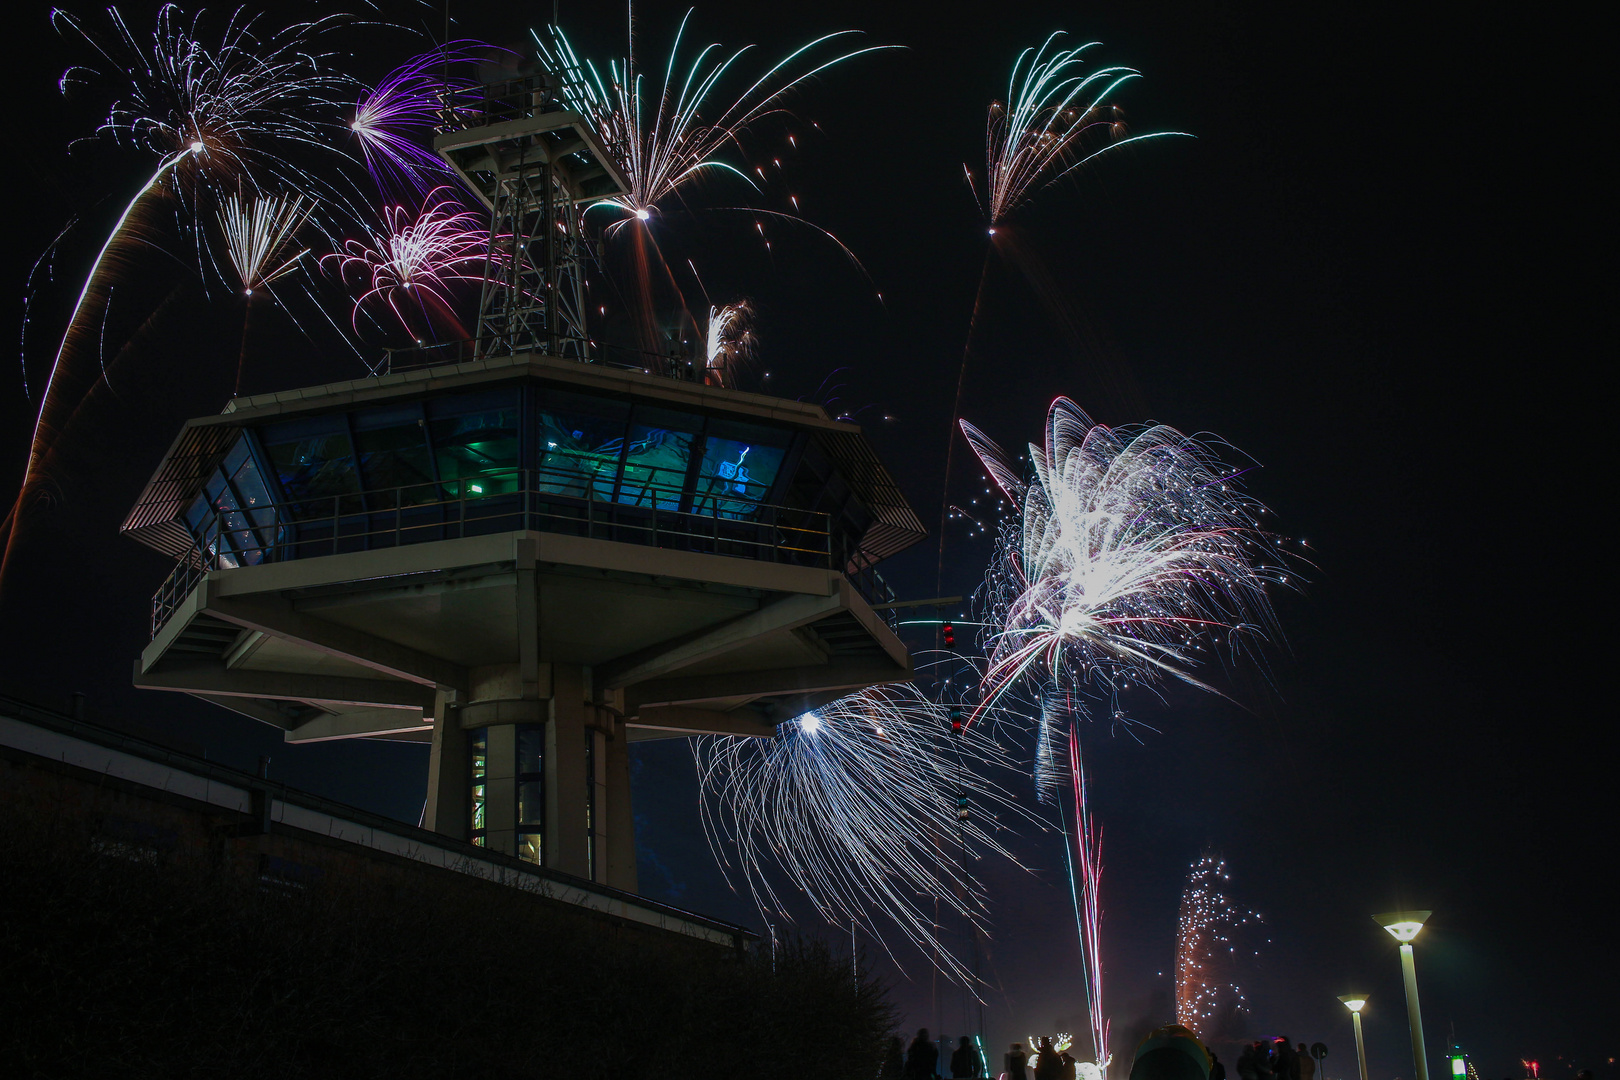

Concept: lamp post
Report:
left=1374, top=910, right=1432, bottom=1080
left=1338, top=995, right=1370, bottom=1080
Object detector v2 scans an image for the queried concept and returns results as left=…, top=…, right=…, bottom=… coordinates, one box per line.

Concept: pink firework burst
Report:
left=325, top=188, right=488, bottom=340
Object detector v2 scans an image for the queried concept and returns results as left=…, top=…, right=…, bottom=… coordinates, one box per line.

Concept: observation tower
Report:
left=118, top=69, right=926, bottom=893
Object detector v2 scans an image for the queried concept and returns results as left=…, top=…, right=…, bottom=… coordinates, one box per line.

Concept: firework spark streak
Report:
left=694, top=683, right=1027, bottom=985
left=977, top=33, right=1186, bottom=226
left=325, top=188, right=490, bottom=339
left=1174, top=853, right=1260, bottom=1034
left=1064, top=727, right=1110, bottom=1071
left=217, top=191, right=312, bottom=294
left=962, top=398, right=1289, bottom=723
left=703, top=301, right=755, bottom=386
left=536, top=15, right=895, bottom=230
left=350, top=45, right=485, bottom=193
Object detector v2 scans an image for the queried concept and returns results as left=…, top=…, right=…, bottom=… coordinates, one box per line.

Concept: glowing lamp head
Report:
left=1337, top=994, right=1367, bottom=1013
left=1374, top=910, right=1431, bottom=943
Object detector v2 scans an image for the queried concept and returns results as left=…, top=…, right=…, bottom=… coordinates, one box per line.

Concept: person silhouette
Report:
left=907, top=1028, right=940, bottom=1080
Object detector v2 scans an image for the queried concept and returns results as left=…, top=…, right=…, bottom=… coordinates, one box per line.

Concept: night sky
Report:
left=1, top=2, right=1608, bottom=1077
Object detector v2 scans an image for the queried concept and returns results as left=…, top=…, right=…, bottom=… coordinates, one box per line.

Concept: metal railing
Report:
left=378, top=335, right=712, bottom=383
left=152, top=468, right=840, bottom=637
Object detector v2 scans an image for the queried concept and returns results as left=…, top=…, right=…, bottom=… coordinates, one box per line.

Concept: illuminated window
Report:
left=468, top=728, right=488, bottom=848
left=182, top=435, right=279, bottom=565
left=693, top=419, right=788, bottom=519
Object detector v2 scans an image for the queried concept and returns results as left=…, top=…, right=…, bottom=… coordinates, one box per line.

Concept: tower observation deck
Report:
left=121, top=353, right=927, bottom=891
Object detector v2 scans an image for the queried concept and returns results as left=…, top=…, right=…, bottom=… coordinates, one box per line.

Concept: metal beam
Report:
left=285, top=709, right=434, bottom=744
left=627, top=657, right=910, bottom=710
left=627, top=705, right=777, bottom=739
left=135, top=661, right=434, bottom=709
left=206, top=596, right=467, bottom=691
left=596, top=589, right=844, bottom=690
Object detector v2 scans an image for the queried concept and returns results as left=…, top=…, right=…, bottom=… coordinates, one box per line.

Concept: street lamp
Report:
left=1374, top=910, right=1433, bottom=1080
left=1337, top=995, right=1370, bottom=1080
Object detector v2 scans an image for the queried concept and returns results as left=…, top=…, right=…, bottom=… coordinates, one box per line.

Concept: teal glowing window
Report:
left=616, top=406, right=700, bottom=511
left=428, top=390, right=520, bottom=494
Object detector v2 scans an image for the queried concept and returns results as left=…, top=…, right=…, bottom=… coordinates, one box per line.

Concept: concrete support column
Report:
left=604, top=722, right=637, bottom=893
left=424, top=688, right=466, bottom=837
left=546, top=663, right=589, bottom=878
left=482, top=723, right=518, bottom=857
left=586, top=723, right=607, bottom=884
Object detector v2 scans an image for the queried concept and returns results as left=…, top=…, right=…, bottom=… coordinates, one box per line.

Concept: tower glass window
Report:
left=536, top=392, right=629, bottom=501
left=693, top=419, right=788, bottom=519
left=259, top=415, right=361, bottom=518
left=181, top=435, right=279, bottom=565
left=428, top=390, right=521, bottom=496
left=617, top=406, right=700, bottom=511
left=515, top=724, right=545, bottom=866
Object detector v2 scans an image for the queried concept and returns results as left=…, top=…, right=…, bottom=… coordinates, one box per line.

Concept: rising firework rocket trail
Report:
left=962, top=397, right=1291, bottom=723
left=694, top=683, right=1029, bottom=985
left=1175, top=853, right=1261, bottom=1035
left=8, top=4, right=358, bottom=573
left=1064, top=728, right=1110, bottom=1072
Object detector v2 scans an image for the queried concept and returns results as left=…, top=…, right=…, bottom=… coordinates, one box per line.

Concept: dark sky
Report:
left=2, top=1, right=1609, bottom=1077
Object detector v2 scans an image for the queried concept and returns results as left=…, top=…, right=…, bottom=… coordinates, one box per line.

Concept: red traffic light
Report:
left=942, top=622, right=955, bottom=647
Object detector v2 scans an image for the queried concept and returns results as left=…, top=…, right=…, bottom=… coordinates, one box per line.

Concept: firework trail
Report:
left=324, top=187, right=490, bottom=341
left=536, top=15, right=893, bottom=230
left=975, top=33, right=1187, bottom=227
left=1175, top=853, right=1261, bottom=1035
left=702, top=300, right=755, bottom=386
left=1062, top=728, right=1109, bottom=1071
left=939, top=34, right=1184, bottom=597
left=8, top=5, right=357, bottom=574
left=962, top=397, right=1290, bottom=723
left=534, top=15, right=889, bottom=351
left=217, top=190, right=313, bottom=296
left=694, top=682, right=1028, bottom=985
left=216, top=189, right=313, bottom=393
left=349, top=44, right=487, bottom=194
